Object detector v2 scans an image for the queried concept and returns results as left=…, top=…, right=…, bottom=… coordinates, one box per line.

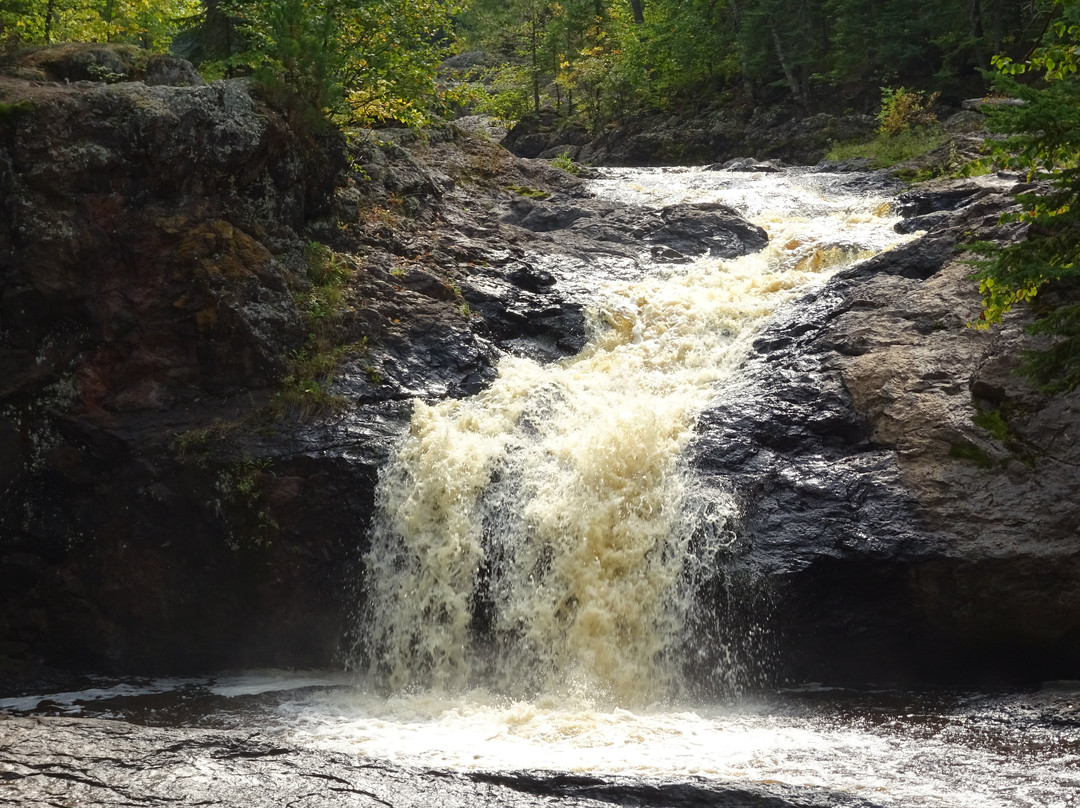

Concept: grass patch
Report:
left=827, top=126, right=949, bottom=169
left=972, top=408, right=1011, bottom=442
left=948, top=442, right=996, bottom=469
left=0, top=100, right=32, bottom=122
left=551, top=151, right=581, bottom=175
left=507, top=184, right=551, bottom=199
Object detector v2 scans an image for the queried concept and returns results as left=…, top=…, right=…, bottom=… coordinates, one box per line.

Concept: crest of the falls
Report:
left=361, top=167, right=913, bottom=703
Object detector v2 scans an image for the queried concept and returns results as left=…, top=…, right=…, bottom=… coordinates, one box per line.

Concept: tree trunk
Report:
left=970, top=0, right=990, bottom=71
left=43, top=0, right=55, bottom=44
left=771, top=25, right=805, bottom=108
left=629, top=0, right=645, bottom=24
left=531, top=18, right=541, bottom=114
left=729, top=0, right=756, bottom=101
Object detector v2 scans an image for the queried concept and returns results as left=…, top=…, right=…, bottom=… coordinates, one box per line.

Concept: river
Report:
left=2, top=167, right=1078, bottom=808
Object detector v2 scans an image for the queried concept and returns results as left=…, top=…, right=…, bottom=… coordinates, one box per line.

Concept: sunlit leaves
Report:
left=0, top=0, right=200, bottom=48
left=221, top=0, right=459, bottom=126
left=970, top=0, right=1080, bottom=390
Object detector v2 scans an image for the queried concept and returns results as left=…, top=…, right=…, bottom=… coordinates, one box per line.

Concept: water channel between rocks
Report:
left=4, top=168, right=1079, bottom=808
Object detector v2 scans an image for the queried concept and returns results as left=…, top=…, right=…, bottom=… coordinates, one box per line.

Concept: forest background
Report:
left=2, top=0, right=1078, bottom=387
left=0, top=0, right=1067, bottom=129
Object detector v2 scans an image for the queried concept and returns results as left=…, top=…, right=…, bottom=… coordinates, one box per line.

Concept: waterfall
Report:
left=360, top=167, right=911, bottom=704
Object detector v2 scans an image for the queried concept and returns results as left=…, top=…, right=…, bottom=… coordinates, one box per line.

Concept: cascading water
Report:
left=7, top=168, right=1077, bottom=808
left=359, top=166, right=910, bottom=704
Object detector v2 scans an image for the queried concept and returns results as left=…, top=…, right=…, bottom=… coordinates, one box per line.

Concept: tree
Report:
left=218, top=0, right=460, bottom=126
left=0, top=0, right=198, bottom=48
left=970, top=0, right=1080, bottom=392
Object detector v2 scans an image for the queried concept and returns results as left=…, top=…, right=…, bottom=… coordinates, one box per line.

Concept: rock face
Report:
left=503, top=106, right=878, bottom=166
left=691, top=176, right=1080, bottom=684
left=0, top=72, right=349, bottom=672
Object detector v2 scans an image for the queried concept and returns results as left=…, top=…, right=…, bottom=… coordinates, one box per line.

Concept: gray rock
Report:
left=143, top=55, right=204, bottom=87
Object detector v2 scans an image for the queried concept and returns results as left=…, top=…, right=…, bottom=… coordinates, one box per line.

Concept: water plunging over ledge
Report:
left=4, top=169, right=1078, bottom=808
left=360, top=166, right=911, bottom=702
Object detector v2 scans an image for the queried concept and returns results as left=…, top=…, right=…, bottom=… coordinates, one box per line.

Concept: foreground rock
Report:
left=691, top=176, right=1080, bottom=684
left=0, top=715, right=887, bottom=808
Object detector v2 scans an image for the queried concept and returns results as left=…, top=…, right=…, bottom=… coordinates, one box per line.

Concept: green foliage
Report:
left=972, top=408, right=1011, bottom=441
left=275, top=343, right=352, bottom=416
left=304, top=240, right=351, bottom=294
left=877, top=86, right=939, bottom=136
left=172, top=418, right=235, bottom=462
left=507, top=183, right=550, bottom=198
left=200, top=0, right=459, bottom=126
left=969, top=0, right=1080, bottom=392
left=273, top=242, right=358, bottom=417
left=0, top=100, right=32, bottom=120
left=454, top=0, right=1053, bottom=129
left=551, top=149, right=580, bottom=173
left=227, top=0, right=341, bottom=124
left=215, top=456, right=279, bottom=550
left=826, top=126, right=949, bottom=168
left=825, top=84, right=947, bottom=168
left=467, top=63, right=534, bottom=121
left=0, top=0, right=199, bottom=49
left=948, top=442, right=996, bottom=469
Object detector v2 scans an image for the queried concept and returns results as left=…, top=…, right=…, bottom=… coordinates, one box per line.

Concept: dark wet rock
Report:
left=651, top=203, right=768, bottom=257
left=893, top=178, right=989, bottom=217
left=813, top=157, right=875, bottom=173
left=494, top=194, right=767, bottom=261
left=690, top=177, right=1080, bottom=685
left=708, top=157, right=782, bottom=172
left=0, top=72, right=361, bottom=670
left=809, top=168, right=904, bottom=198
left=893, top=211, right=952, bottom=234
left=0, top=715, right=889, bottom=808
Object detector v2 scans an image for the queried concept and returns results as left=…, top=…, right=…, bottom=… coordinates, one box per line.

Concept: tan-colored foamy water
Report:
left=362, top=167, right=913, bottom=703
